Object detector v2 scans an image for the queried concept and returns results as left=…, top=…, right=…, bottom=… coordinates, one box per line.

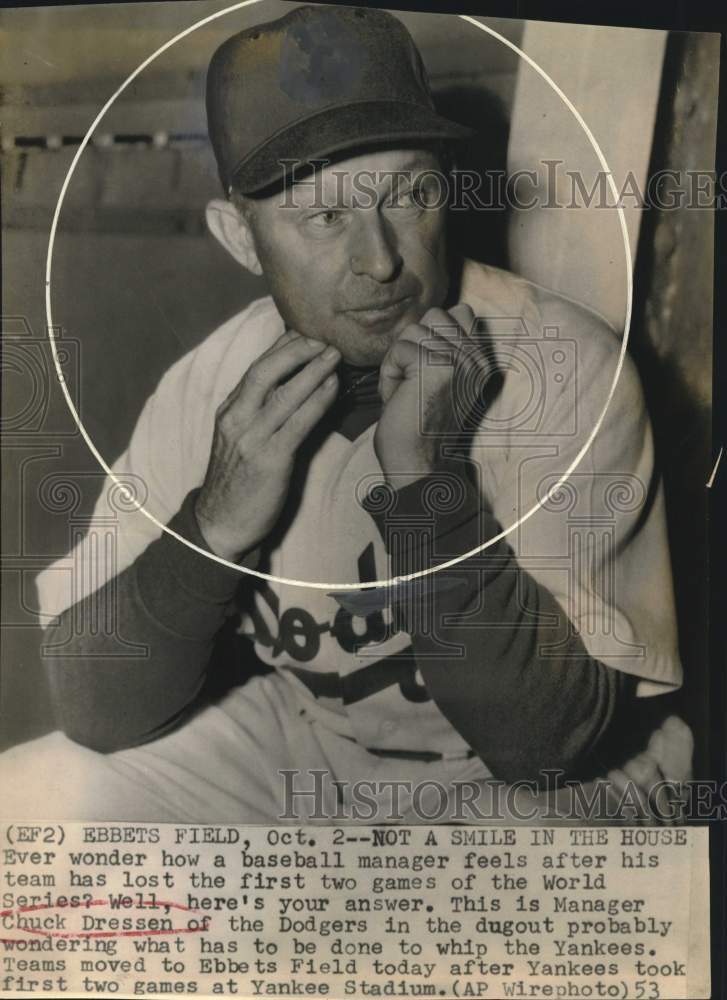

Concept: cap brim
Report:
left=229, top=100, right=474, bottom=194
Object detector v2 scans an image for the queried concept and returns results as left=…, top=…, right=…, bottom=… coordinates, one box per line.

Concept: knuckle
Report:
left=284, top=336, right=311, bottom=361
left=234, top=436, right=251, bottom=459
left=244, top=363, right=267, bottom=388
left=269, top=383, right=289, bottom=409
left=422, top=307, right=450, bottom=329
left=216, top=405, right=235, bottom=432
left=403, top=321, right=428, bottom=341
left=455, top=302, right=475, bottom=324
left=284, top=412, right=303, bottom=435
left=394, top=334, right=422, bottom=359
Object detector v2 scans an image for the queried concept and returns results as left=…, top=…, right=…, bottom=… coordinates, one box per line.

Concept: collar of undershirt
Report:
left=328, top=361, right=382, bottom=442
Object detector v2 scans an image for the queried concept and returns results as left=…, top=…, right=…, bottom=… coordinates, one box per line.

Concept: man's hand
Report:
left=194, top=331, right=340, bottom=561
left=374, top=302, right=489, bottom=487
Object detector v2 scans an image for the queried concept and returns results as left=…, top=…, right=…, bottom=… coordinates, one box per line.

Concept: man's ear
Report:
left=205, top=198, right=263, bottom=275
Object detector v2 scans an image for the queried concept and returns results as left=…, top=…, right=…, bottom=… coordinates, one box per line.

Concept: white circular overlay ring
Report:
left=45, top=2, right=632, bottom=592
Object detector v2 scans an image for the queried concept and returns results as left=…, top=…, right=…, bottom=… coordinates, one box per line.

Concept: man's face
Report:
left=242, top=147, right=450, bottom=365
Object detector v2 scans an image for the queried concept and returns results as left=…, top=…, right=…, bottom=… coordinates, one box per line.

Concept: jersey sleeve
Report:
left=482, top=285, right=682, bottom=696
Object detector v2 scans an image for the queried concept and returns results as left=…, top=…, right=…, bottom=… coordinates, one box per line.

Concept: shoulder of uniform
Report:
left=463, top=260, right=638, bottom=384
left=150, top=295, right=281, bottom=409
left=462, top=258, right=616, bottom=336
left=459, top=259, right=536, bottom=319
left=533, top=284, right=647, bottom=432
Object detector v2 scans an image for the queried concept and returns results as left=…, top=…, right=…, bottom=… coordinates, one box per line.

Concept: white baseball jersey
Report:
left=36, top=260, right=682, bottom=758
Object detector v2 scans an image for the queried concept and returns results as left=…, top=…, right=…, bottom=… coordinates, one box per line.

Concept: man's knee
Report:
left=0, top=730, right=135, bottom=821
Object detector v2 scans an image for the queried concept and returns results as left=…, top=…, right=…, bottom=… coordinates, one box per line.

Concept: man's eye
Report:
left=389, top=189, right=417, bottom=209
left=414, top=182, right=442, bottom=207
left=389, top=184, right=437, bottom=211
left=309, top=210, right=343, bottom=228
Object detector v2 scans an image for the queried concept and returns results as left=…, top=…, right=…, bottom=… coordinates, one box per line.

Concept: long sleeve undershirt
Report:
left=44, top=489, right=244, bottom=753
left=361, top=466, right=636, bottom=784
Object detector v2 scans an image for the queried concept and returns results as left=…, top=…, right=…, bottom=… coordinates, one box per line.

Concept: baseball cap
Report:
left=206, top=4, right=473, bottom=195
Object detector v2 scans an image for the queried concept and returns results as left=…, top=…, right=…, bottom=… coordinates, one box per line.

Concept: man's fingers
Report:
left=606, top=766, right=655, bottom=825
left=219, top=330, right=311, bottom=411
left=259, top=328, right=298, bottom=359
left=259, top=345, right=341, bottom=434
left=419, top=303, right=474, bottom=347
left=378, top=325, right=459, bottom=405
left=427, top=306, right=496, bottom=428
left=378, top=310, right=455, bottom=403
left=378, top=303, right=489, bottom=412
left=449, top=301, right=475, bottom=332
left=419, top=304, right=488, bottom=370
left=275, top=371, right=339, bottom=449
left=647, top=715, right=694, bottom=783
left=378, top=337, right=421, bottom=403
left=259, top=328, right=323, bottom=367
left=610, top=754, right=682, bottom=827
left=383, top=303, right=485, bottom=375
left=622, top=752, right=663, bottom=794
left=227, top=335, right=329, bottom=416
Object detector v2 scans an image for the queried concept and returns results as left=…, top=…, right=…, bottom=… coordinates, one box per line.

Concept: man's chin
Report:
left=334, top=309, right=424, bottom=365
left=333, top=326, right=396, bottom=367
left=339, top=342, right=390, bottom=367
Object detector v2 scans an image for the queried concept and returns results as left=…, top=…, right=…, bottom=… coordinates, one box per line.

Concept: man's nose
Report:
left=349, top=213, right=402, bottom=283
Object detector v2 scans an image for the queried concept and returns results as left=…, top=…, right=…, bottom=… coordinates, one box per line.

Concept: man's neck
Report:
left=328, top=360, right=382, bottom=442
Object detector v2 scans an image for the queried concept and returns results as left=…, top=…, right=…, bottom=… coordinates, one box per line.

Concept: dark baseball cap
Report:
left=206, top=4, right=473, bottom=195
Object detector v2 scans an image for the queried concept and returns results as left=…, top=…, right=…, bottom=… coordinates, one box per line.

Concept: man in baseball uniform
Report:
left=2, top=5, right=691, bottom=823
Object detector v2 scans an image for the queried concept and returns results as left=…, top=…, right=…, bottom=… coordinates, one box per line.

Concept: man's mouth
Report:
left=342, top=295, right=413, bottom=328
